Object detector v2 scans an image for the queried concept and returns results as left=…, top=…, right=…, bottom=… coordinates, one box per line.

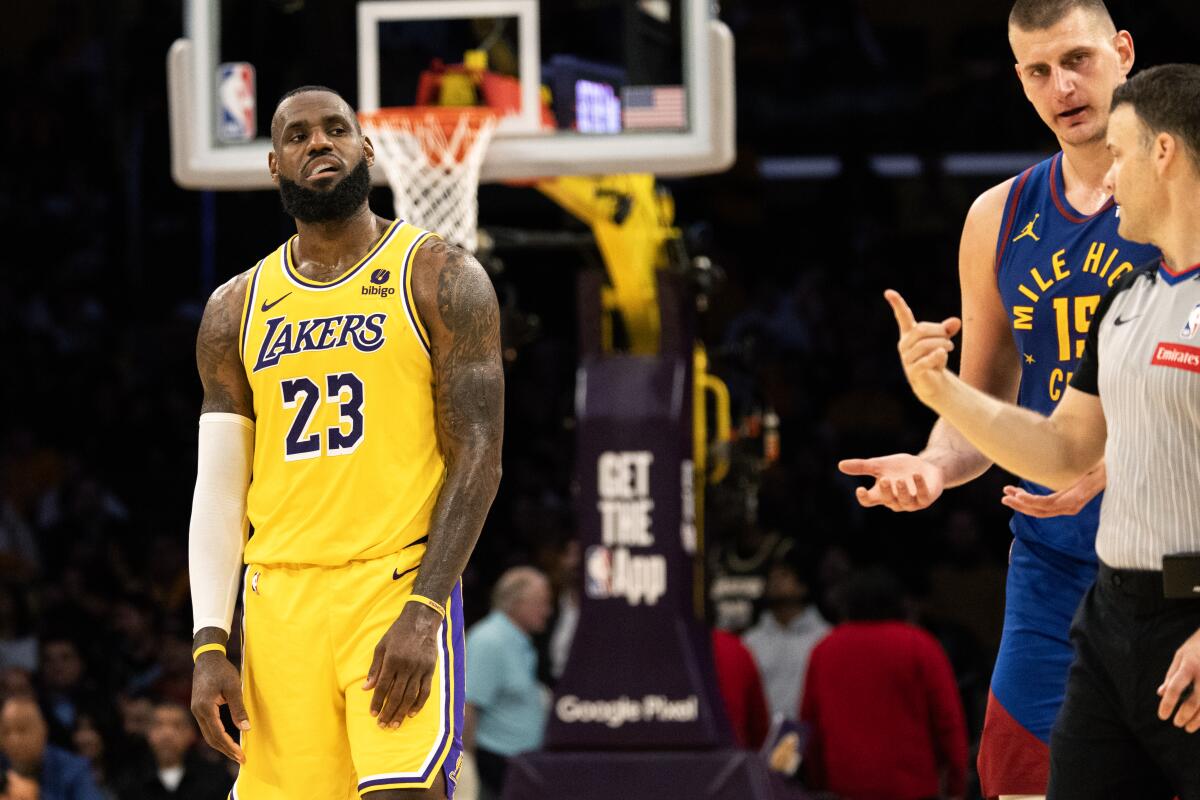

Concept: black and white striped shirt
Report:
left=1072, top=258, right=1200, bottom=570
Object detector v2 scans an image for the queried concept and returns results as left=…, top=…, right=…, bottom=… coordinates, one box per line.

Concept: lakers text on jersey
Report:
left=238, top=220, right=445, bottom=567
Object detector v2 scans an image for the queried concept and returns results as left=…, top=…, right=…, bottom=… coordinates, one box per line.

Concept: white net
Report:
left=361, top=109, right=498, bottom=253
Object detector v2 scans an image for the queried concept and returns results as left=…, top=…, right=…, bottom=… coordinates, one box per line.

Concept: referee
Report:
left=883, top=64, right=1200, bottom=799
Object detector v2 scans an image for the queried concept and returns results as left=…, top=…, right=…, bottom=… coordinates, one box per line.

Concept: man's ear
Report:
left=1113, top=29, right=1135, bottom=79
left=1154, top=132, right=1181, bottom=179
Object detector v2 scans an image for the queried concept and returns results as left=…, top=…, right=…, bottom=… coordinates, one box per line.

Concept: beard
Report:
left=278, top=157, right=372, bottom=223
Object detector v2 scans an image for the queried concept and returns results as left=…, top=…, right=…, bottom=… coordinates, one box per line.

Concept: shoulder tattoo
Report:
left=197, top=272, right=254, bottom=417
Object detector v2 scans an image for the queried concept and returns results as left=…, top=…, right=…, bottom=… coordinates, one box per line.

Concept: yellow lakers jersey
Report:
left=238, top=220, right=444, bottom=566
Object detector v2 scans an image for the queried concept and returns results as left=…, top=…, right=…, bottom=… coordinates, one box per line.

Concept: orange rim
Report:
left=359, top=106, right=498, bottom=166
left=358, top=105, right=498, bottom=132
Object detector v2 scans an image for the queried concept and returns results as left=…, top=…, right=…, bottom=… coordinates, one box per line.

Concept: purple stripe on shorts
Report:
left=357, top=584, right=459, bottom=791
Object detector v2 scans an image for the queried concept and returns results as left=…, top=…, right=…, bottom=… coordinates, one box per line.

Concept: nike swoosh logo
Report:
left=1113, top=315, right=1140, bottom=326
left=260, top=292, right=292, bottom=313
left=393, top=565, right=418, bottom=581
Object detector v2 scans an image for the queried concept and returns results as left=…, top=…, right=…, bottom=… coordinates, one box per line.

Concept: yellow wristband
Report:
left=405, top=595, right=446, bottom=619
left=192, top=643, right=227, bottom=662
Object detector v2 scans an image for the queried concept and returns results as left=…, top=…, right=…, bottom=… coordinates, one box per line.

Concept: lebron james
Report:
left=186, top=85, right=503, bottom=800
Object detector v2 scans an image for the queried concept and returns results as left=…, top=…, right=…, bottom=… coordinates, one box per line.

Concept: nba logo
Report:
left=584, top=546, right=613, bottom=599
left=1181, top=303, right=1200, bottom=339
left=217, top=62, right=256, bottom=143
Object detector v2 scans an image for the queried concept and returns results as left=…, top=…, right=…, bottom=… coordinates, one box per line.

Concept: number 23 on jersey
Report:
left=281, top=372, right=365, bottom=460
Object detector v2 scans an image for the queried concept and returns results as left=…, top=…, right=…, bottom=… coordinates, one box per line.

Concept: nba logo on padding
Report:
left=216, top=62, right=256, bottom=143
left=584, top=545, right=613, bottom=598
left=371, top=269, right=391, bottom=285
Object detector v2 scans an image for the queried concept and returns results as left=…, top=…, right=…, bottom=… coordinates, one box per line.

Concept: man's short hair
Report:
left=1112, top=64, right=1200, bottom=165
left=1008, top=0, right=1115, bottom=32
left=276, top=84, right=349, bottom=109
left=491, top=567, right=546, bottom=612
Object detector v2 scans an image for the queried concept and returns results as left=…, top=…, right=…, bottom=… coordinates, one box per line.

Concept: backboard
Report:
left=168, top=0, right=735, bottom=189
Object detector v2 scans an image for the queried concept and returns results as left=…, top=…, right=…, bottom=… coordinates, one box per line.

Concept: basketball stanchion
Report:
left=502, top=268, right=790, bottom=800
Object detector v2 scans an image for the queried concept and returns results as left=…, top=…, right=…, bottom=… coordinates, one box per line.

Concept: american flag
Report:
left=621, top=85, right=687, bottom=130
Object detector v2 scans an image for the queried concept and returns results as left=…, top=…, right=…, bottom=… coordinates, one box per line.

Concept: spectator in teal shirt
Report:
left=465, top=567, right=553, bottom=798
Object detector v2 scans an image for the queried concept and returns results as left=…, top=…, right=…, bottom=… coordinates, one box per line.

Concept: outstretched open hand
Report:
left=1002, top=462, right=1106, bottom=518
left=838, top=453, right=945, bottom=511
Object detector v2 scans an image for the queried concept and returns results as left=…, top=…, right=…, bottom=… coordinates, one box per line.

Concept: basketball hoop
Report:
left=359, top=107, right=498, bottom=253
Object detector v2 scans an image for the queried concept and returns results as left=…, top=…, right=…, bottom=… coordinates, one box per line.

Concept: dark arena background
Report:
left=3, top=1, right=1200, bottom=799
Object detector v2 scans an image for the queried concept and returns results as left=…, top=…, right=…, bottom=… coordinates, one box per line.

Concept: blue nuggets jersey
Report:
left=995, top=152, right=1159, bottom=561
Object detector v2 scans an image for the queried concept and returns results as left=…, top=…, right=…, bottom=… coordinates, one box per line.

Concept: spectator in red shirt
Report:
left=800, top=567, right=967, bottom=800
left=711, top=629, right=770, bottom=749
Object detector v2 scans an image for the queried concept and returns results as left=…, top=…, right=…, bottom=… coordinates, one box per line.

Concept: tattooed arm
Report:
left=364, top=239, right=504, bottom=728
left=196, top=273, right=256, bottom=417
left=190, top=271, right=256, bottom=764
left=413, top=240, right=504, bottom=607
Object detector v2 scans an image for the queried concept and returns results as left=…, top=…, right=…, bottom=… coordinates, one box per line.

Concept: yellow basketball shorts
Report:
left=229, top=550, right=465, bottom=799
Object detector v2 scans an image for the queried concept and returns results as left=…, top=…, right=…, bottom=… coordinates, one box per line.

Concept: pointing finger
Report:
left=884, top=290, right=917, bottom=334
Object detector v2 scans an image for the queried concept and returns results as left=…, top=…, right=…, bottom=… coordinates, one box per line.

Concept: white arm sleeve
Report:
left=189, top=412, right=255, bottom=635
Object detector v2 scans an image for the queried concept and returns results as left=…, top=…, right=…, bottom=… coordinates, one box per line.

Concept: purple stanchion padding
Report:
left=503, top=271, right=793, bottom=800
left=542, top=271, right=730, bottom=750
